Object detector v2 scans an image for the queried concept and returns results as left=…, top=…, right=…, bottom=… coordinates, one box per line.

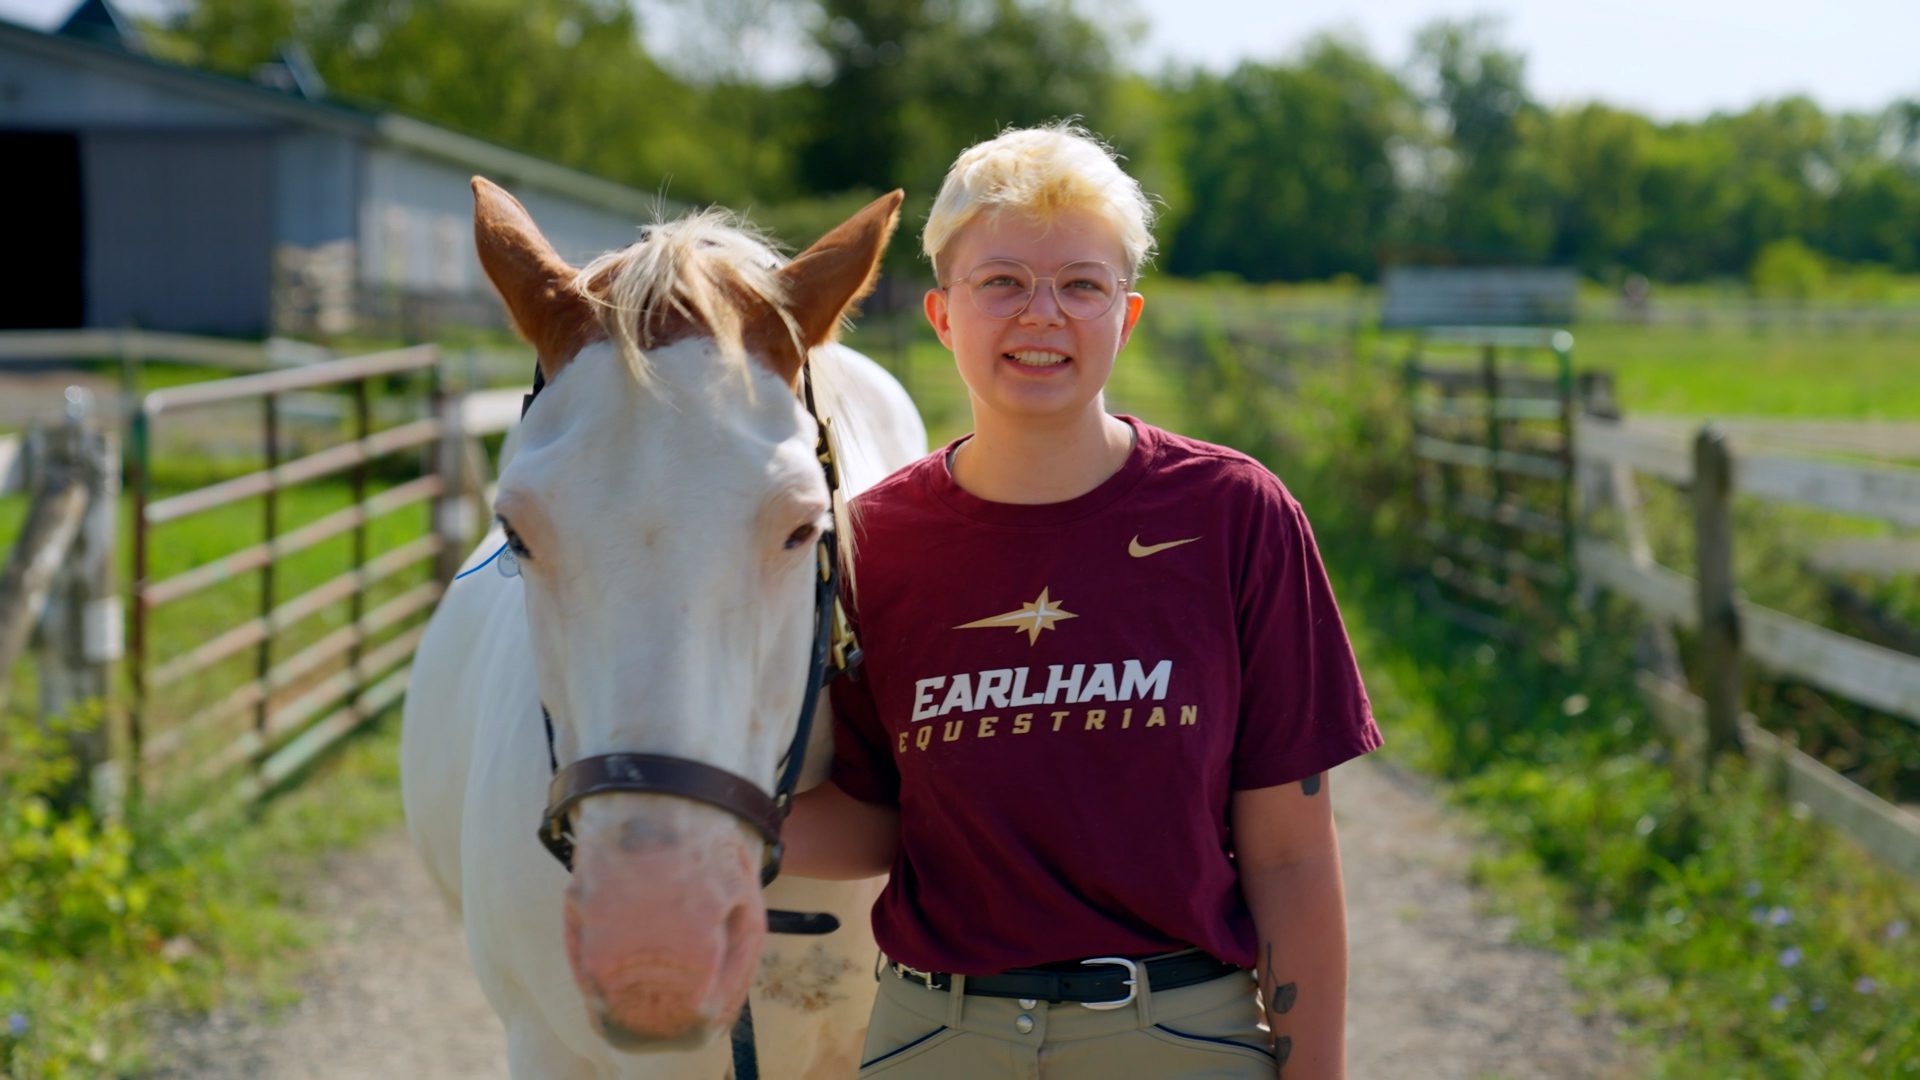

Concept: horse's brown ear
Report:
left=472, top=177, right=598, bottom=383
left=759, top=189, right=904, bottom=386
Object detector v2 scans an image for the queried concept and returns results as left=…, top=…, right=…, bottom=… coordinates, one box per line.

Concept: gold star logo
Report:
left=954, top=587, right=1078, bottom=646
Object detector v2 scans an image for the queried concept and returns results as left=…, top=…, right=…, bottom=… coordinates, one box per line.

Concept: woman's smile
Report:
left=1004, top=349, right=1071, bottom=369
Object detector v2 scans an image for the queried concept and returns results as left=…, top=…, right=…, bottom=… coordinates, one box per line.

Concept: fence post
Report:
left=34, top=389, right=122, bottom=809
left=431, top=350, right=468, bottom=584
left=1693, top=426, right=1744, bottom=762
left=0, top=393, right=112, bottom=809
left=0, top=433, right=87, bottom=707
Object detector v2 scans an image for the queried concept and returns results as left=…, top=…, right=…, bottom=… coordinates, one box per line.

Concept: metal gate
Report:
left=1404, top=327, right=1577, bottom=638
left=128, top=345, right=463, bottom=805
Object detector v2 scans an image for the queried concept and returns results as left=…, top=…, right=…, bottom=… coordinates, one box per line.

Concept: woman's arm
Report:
left=1232, top=772, right=1348, bottom=1080
left=781, top=780, right=900, bottom=879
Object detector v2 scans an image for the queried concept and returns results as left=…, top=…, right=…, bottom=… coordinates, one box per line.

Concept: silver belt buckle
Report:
left=1077, top=957, right=1138, bottom=1010
left=894, top=961, right=938, bottom=990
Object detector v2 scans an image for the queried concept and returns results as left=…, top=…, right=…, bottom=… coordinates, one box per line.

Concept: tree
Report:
left=1161, top=36, right=1409, bottom=281
left=1534, top=104, right=1656, bottom=275
left=1405, top=17, right=1552, bottom=260
left=156, top=0, right=735, bottom=201
left=796, top=0, right=1125, bottom=199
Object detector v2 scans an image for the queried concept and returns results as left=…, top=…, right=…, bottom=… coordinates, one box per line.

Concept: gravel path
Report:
left=149, top=831, right=508, bottom=1080
left=152, top=755, right=1631, bottom=1078
left=1338, top=756, right=1633, bottom=1079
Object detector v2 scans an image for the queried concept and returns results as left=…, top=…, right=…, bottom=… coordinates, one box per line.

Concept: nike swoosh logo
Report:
left=1129, top=535, right=1201, bottom=558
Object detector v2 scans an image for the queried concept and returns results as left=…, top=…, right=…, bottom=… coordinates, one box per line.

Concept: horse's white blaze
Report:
left=404, top=310, right=923, bottom=1075
left=500, top=340, right=821, bottom=782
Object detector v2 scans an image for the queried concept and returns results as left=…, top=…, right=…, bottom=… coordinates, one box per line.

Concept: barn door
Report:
left=0, top=131, right=85, bottom=329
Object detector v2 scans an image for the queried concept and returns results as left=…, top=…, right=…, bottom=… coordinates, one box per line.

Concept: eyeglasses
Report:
left=942, top=259, right=1131, bottom=321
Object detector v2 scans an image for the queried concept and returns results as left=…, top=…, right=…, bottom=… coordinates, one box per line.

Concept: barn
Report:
left=0, top=0, right=666, bottom=337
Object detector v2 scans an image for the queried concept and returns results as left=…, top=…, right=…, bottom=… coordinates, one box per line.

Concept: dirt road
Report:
left=152, top=755, right=1630, bottom=1078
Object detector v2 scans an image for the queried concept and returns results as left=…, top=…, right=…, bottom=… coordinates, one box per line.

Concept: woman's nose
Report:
left=1019, top=282, right=1067, bottom=326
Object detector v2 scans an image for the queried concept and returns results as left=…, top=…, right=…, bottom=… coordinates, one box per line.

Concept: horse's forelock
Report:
left=572, top=211, right=798, bottom=388
left=567, top=210, right=862, bottom=591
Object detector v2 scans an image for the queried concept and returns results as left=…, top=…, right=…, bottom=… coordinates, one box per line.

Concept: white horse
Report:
left=401, top=180, right=925, bottom=1078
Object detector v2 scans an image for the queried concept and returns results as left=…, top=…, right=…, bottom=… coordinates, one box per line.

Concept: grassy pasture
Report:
left=1503, top=321, right=1920, bottom=420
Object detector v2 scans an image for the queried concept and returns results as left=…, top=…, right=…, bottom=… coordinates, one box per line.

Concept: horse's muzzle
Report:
left=562, top=797, right=766, bottom=1050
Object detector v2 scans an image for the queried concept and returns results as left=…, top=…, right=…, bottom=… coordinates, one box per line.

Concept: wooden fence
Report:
left=1405, top=327, right=1578, bottom=639
left=1405, top=343, right=1920, bottom=876
left=1573, top=415, right=1920, bottom=875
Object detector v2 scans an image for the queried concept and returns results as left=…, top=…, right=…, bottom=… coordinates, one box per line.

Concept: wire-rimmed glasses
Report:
left=943, top=259, right=1131, bottom=321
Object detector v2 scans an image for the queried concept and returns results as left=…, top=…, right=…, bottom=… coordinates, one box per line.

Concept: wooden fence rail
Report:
left=1566, top=412, right=1920, bottom=875
left=1404, top=347, right=1920, bottom=876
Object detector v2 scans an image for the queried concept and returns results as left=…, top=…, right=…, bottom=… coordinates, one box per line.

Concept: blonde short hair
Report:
left=923, top=122, right=1156, bottom=280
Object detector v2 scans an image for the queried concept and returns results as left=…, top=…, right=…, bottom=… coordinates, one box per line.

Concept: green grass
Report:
left=1, top=710, right=405, bottom=1078
left=1526, top=322, right=1920, bottom=419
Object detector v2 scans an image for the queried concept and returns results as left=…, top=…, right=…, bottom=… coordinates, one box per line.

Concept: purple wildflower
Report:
left=1886, top=920, right=1909, bottom=942
left=1743, top=881, right=1763, bottom=899
left=1778, top=946, right=1803, bottom=969
left=5, top=1013, right=25, bottom=1037
left=1810, top=995, right=1826, bottom=1013
left=1768, top=906, right=1793, bottom=927
left=1769, top=994, right=1790, bottom=1013
left=1855, top=977, right=1878, bottom=994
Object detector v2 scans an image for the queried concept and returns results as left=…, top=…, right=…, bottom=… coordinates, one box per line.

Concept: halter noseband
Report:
left=514, top=361, right=860, bottom=923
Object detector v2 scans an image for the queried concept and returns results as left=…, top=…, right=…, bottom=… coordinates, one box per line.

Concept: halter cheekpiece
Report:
left=511, top=360, right=860, bottom=934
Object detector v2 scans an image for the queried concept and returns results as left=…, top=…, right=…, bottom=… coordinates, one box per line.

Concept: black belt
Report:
left=889, top=951, right=1240, bottom=1008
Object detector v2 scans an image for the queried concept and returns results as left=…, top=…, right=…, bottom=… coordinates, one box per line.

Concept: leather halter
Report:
left=517, top=361, right=860, bottom=911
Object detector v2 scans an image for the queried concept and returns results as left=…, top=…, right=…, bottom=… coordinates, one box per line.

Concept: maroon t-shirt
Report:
left=830, top=417, right=1380, bottom=975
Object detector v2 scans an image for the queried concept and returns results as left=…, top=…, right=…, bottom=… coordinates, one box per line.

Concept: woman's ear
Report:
left=1117, top=292, right=1146, bottom=349
left=924, top=287, right=955, bottom=350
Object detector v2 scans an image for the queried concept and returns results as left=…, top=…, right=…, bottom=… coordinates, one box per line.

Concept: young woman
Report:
left=785, top=124, right=1380, bottom=1079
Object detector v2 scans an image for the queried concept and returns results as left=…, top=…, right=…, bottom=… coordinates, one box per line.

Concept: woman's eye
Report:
left=784, top=523, right=818, bottom=550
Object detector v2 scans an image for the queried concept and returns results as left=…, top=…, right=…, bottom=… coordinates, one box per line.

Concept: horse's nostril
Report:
left=724, top=898, right=757, bottom=944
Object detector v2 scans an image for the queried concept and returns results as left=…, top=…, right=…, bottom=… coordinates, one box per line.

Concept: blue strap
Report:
left=453, top=542, right=510, bottom=580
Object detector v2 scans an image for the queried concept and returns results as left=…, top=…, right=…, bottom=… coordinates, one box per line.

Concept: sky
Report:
left=1124, top=0, right=1920, bottom=120
left=5, top=0, right=1917, bottom=121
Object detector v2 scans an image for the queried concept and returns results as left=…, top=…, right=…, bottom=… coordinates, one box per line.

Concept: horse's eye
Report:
left=784, top=523, right=818, bottom=550
left=500, top=520, right=532, bottom=559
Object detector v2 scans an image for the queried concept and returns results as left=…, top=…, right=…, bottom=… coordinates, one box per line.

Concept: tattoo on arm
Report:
left=1300, top=772, right=1323, bottom=796
left=1263, top=940, right=1301, bottom=1073
left=1262, top=942, right=1298, bottom=1013
left=1271, top=981, right=1297, bottom=1014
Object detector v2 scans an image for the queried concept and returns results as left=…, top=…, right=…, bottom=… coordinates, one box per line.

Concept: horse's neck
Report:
left=810, top=342, right=925, bottom=496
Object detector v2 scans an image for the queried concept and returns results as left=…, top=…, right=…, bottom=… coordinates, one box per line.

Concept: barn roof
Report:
left=56, top=0, right=142, bottom=53
left=3, top=7, right=672, bottom=221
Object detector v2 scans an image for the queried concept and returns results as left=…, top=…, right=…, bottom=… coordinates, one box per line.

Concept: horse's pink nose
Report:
left=562, top=805, right=765, bottom=1049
